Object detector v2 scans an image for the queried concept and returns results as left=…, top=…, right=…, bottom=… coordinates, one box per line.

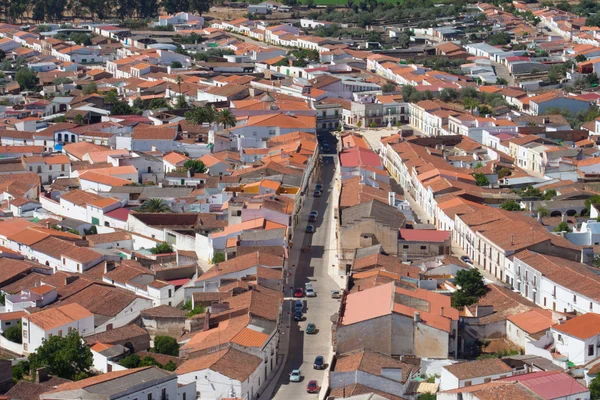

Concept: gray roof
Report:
left=342, top=200, right=405, bottom=230
left=82, top=367, right=172, bottom=396
left=57, top=217, right=89, bottom=229
left=138, top=187, right=194, bottom=200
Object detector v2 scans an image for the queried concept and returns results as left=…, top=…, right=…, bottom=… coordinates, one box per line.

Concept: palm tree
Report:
left=185, top=106, right=216, bottom=126
left=216, top=109, right=237, bottom=129
left=138, top=199, right=172, bottom=213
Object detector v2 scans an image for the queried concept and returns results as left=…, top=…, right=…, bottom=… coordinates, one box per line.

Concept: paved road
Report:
left=272, top=133, right=340, bottom=400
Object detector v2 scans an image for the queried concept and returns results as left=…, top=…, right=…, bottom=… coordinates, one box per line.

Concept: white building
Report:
left=440, top=358, right=514, bottom=391
left=23, top=303, right=94, bottom=354
left=552, top=313, right=600, bottom=366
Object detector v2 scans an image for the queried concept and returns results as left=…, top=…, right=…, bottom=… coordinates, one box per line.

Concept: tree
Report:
left=150, top=242, right=174, bottom=254
left=171, top=61, right=183, bottom=68
left=73, top=114, right=84, bottom=125
left=104, top=89, right=119, bottom=105
left=139, top=198, right=172, bottom=213
left=212, top=252, right=226, bottom=264
left=473, top=173, right=489, bottom=187
left=397, top=33, right=411, bottom=49
left=111, top=101, right=136, bottom=115
left=585, top=195, right=600, bottom=212
left=555, top=221, right=571, bottom=232
left=183, top=159, right=206, bottom=173
left=487, top=32, right=511, bottom=46
left=541, top=189, right=557, bottom=200
left=153, top=336, right=179, bottom=356
left=53, top=116, right=68, bottom=123
left=536, top=207, right=550, bottom=217
left=452, top=268, right=486, bottom=309
left=590, top=373, right=600, bottom=400
left=500, top=200, right=522, bottom=211
left=215, top=109, right=236, bottom=129
left=119, top=354, right=141, bottom=368
left=439, top=88, right=458, bottom=102
left=82, top=82, right=98, bottom=95
left=418, top=395, right=436, bottom=400
left=28, top=331, right=92, bottom=380
left=4, top=322, right=22, bottom=344
left=463, top=97, right=479, bottom=113
left=575, top=54, right=587, bottom=62
left=163, top=360, right=177, bottom=371
left=185, top=106, right=216, bottom=125
left=382, top=83, right=395, bottom=93
left=15, top=68, right=37, bottom=90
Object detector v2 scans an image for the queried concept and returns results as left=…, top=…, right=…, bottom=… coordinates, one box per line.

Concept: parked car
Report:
left=331, top=290, right=341, bottom=299
left=294, top=288, right=304, bottom=298
left=322, top=143, right=330, bottom=152
left=306, top=288, right=316, bottom=297
left=461, top=255, right=472, bottom=264
left=306, top=380, right=320, bottom=393
left=314, top=190, right=322, bottom=197
left=295, top=300, right=303, bottom=312
left=294, top=310, right=303, bottom=321
left=315, top=183, right=323, bottom=191
left=313, top=356, right=325, bottom=370
left=290, top=369, right=301, bottom=382
left=306, top=323, right=317, bottom=334
left=306, top=225, right=315, bottom=233
left=305, top=281, right=313, bottom=291
left=308, top=210, right=318, bottom=222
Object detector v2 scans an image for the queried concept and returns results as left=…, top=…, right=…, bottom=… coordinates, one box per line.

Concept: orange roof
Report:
left=163, top=152, right=189, bottom=166
left=553, top=313, right=600, bottom=340
left=211, top=218, right=265, bottom=238
left=26, top=303, right=93, bottom=330
left=507, top=309, right=554, bottom=334
left=91, top=342, right=114, bottom=353
left=29, top=285, right=55, bottom=295
left=0, top=311, right=26, bottom=321
left=79, top=171, right=131, bottom=187
left=231, top=327, right=269, bottom=347
left=88, top=197, right=120, bottom=208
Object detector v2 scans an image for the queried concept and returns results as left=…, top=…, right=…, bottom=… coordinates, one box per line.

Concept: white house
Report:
left=552, top=313, right=600, bottom=366
left=23, top=303, right=94, bottom=354
left=176, top=347, right=264, bottom=400
left=440, top=358, right=514, bottom=391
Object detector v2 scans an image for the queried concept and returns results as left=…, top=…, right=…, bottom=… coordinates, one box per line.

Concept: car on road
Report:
left=306, top=323, right=317, bottom=334
left=294, top=288, right=304, bottom=298
left=306, top=288, right=316, bottom=297
left=294, top=310, right=303, bottom=321
left=306, top=225, right=315, bottom=233
left=331, top=290, right=341, bottom=299
left=314, top=190, right=322, bottom=197
left=290, top=369, right=301, bottom=382
left=306, top=380, right=320, bottom=393
left=305, top=281, right=313, bottom=291
left=308, top=210, right=318, bottom=222
left=313, top=356, right=325, bottom=370
left=322, top=143, right=330, bottom=152
left=295, top=300, right=303, bottom=312
left=461, top=255, right=472, bottom=264
left=315, top=183, right=323, bottom=191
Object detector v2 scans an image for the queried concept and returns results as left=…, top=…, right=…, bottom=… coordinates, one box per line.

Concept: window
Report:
left=589, top=344, right=595, bottom=357
left=544, top=297, right=546, bottom=307
left=574, top=295, right=577, bottom=304
left=49, top=165, right=52, bottom=171
left=420, top=246, right=426, bottom=250
left=58, top=330, right=62, bottom=337
left=168, top=289, right=172, bottom=297
left=22, top=330, right=27, bottom=339
left=62, top=258, right=66, bottom=265
left=464, top=381, right=472, bottom=387
left=147, top=394, right=152, bottom=400
left=591, top=302, right=594, bottom=311
left=23, top=343, right=27, bottom=351
left=403, top=245, right=409, bottom=249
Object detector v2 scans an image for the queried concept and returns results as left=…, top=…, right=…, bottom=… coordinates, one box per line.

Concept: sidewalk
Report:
left=326, top=155, right=346, bottom=290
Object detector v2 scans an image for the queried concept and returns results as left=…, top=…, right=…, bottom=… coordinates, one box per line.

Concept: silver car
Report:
left=306, top=288, right=316, bottom=297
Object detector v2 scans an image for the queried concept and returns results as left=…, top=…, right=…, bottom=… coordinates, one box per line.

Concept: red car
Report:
left=294, top=288, right=304, bottom=298
left=306, top=380, right=319, bottom=393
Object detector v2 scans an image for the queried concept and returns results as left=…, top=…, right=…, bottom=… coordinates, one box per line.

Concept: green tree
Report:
left=473, top=173, right=489, bottom=187
left=140, top=356, right=162, bottom=367
left=104, top=89, right=119, bottom=105
left=185, top=106, right=216, bottom=125
left=500, top=200, right=522, bottom=211
left=382, top=82, right=396, bottom=93
left=463, top=97, right=479, bottom=113
left=439, top=88, right=458, bottom=102
left=397, top=33, right=411, bottom=49
left=487, top=32, right=511, bottom=45
left=119, top=354, right=141, bottom=368
left=212, top=252, right=226, bottom=264
left=4, top=322, right=22, bottom=344
left=12, top=360, right=29, bottom=383
left=15, top=68, right=37, bottom=90
left=28, top=331, right=92, bottom=380
left=536, top=207, right=550, bottom=217
left=451, top=268, right=486, bottom=309
left=541, top=189, right=557, bottom=200
left=183, top=159, right=206, bottom=173
left=163, top=360, right=177, bottom=371
left=215, top=109, right=236, bottom=129
left=82, top=82, right=98, bottom=95
left=111, top=101, right=136, bottom=115
left=171, top=61, right=183, bottom=68
left=554, top=221, right=571, bottom=232
left=153, top=336, right=179, bottom=356
left=73, top=114, right=84, bottom=125
left=150, top=242, right=174, bottom=254
left=590, top=373, right=600, bottom=400
left=575, top=54, right=587, bottom=62
left=585, top=195, right=600, bottom=212
left=418, top=394, right=436, bottom=400
left=519, top=185, right=542, bottom=198
left=139, top=198, right=172, bottom=213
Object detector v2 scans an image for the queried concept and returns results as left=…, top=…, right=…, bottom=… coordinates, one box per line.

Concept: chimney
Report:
left=511, top=234, right=514, bottom=245
left=104, top=261, right=116, bottom=274
left=357, top=285, right=361, bottom=292
left=414, top=311, right=421, bottom=322
left=537, top=212, right=543, bottom=223
left=203, top=309, right=211, bottom=331
left=35, top=367, right=49, bottom=384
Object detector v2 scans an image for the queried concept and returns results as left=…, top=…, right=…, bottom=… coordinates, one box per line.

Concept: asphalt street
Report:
left=272, top=133, right=341, bottom=399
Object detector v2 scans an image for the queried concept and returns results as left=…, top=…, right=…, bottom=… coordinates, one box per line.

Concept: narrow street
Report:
left=271, top=134, right=342, bottom=400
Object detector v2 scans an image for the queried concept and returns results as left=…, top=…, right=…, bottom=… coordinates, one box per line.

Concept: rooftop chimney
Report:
left=414, top=311, right=421, bottom=323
